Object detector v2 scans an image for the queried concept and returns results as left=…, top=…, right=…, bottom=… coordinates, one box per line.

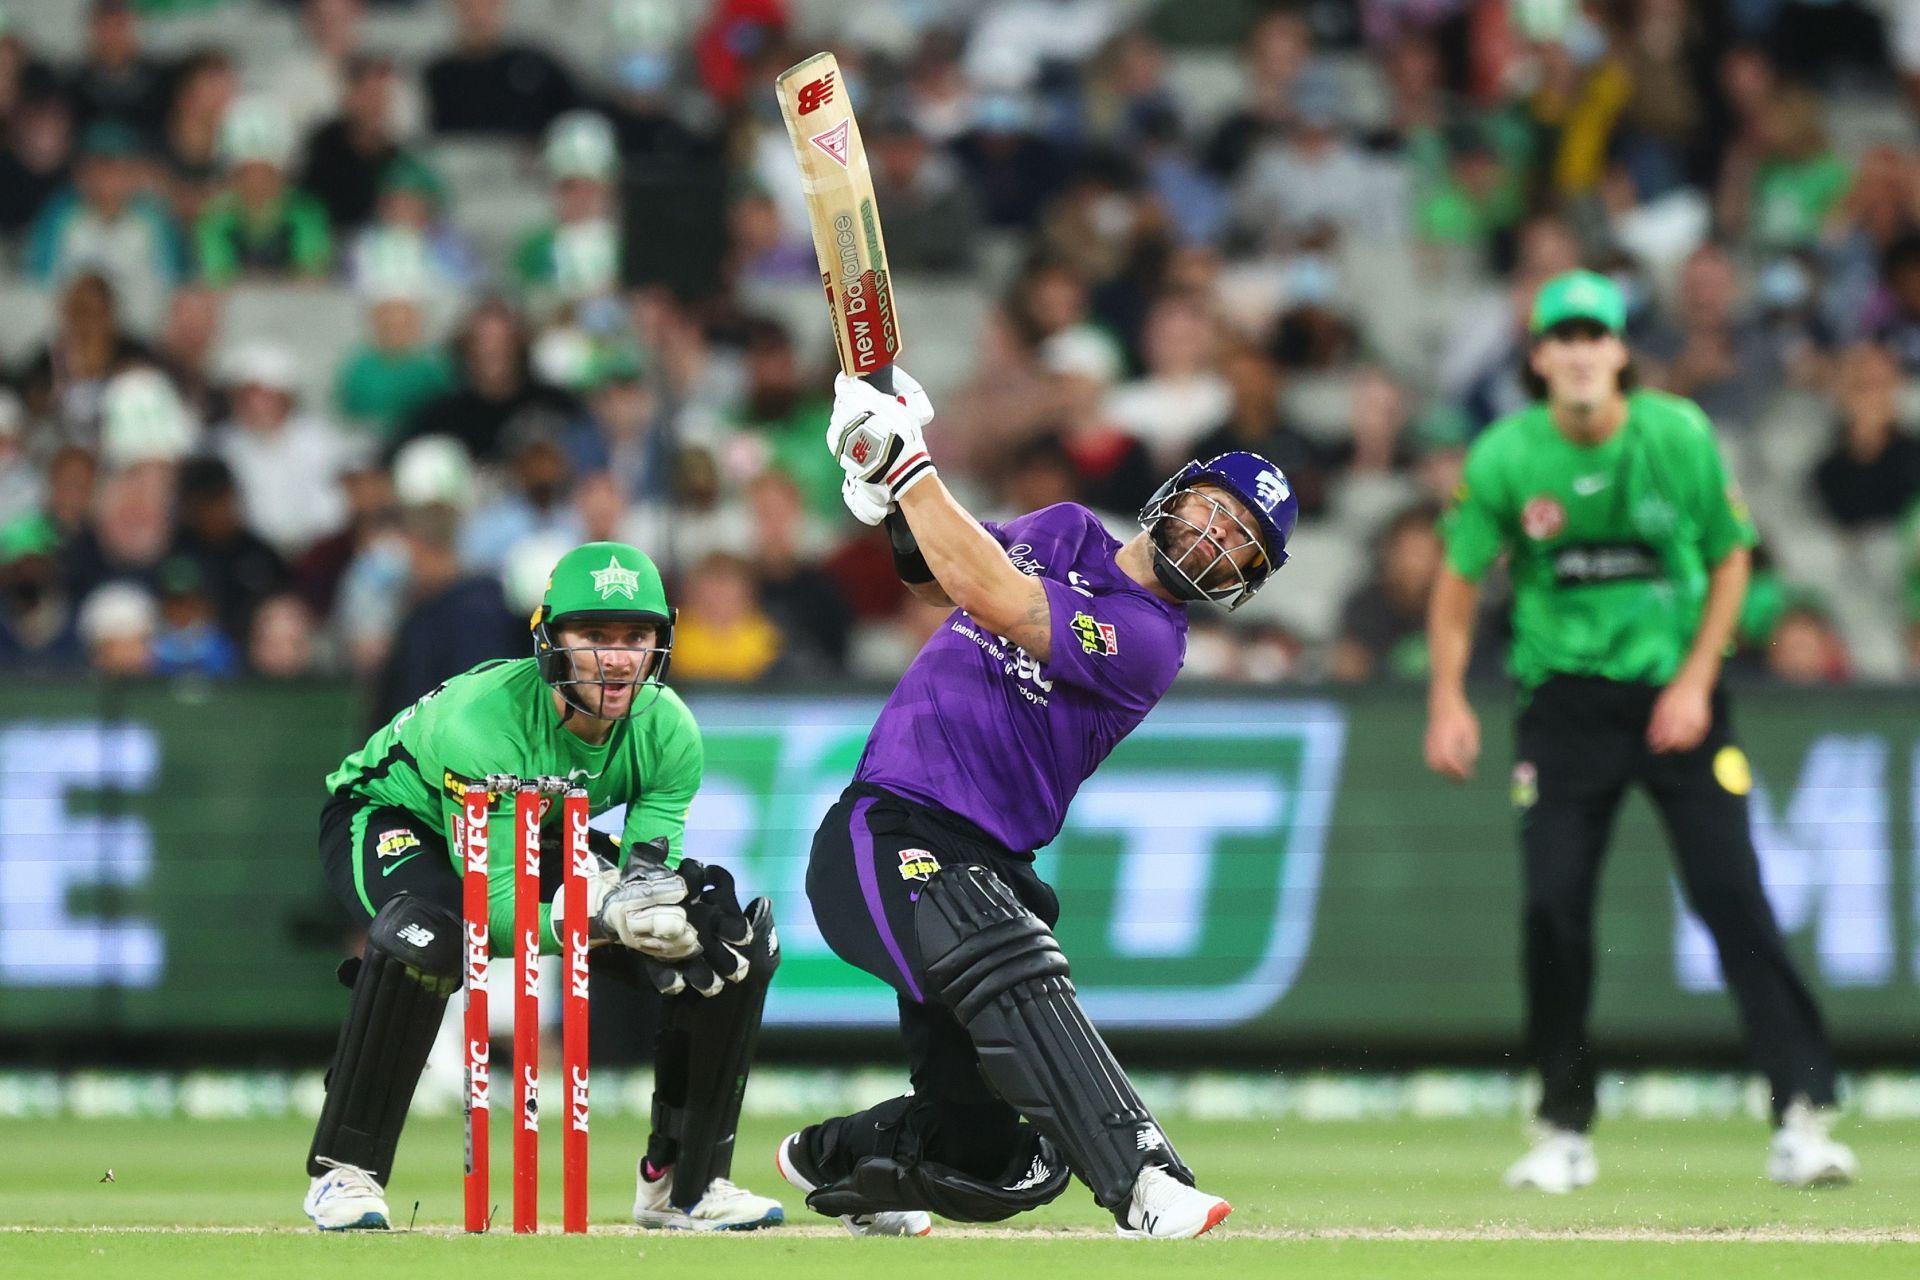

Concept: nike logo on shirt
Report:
left=380, top=851, right=425, bottom=877
left=1572, top=475, right=1609, bottom=496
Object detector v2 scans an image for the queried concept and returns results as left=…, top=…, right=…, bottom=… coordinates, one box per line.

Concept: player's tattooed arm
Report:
left=897, top=477, right=1051, bottom=661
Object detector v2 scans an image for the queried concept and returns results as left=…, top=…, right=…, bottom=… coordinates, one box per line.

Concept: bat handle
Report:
left=863, top=364, right=897, bottom=396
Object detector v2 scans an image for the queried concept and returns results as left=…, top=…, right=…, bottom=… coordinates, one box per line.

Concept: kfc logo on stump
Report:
left=1522, top=496, right=1566, bottom=541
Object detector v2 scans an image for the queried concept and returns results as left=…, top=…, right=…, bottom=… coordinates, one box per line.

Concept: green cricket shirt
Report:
left=1440, top=390, right=1756, bottom=690
left=326, top=657, right=702, bottom=953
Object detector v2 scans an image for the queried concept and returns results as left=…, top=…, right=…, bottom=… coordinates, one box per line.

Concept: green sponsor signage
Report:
left=0, top=682, right=1915, bottom=1056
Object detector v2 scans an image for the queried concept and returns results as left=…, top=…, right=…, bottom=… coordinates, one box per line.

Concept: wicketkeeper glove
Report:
left=826, top=369, right=936, bottom=500
left=578, top=837, right=702, bottom=961
left=637, top=859, right=755, bottom=998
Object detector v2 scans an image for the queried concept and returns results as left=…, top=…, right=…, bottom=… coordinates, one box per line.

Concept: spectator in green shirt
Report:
left=334, top=284, right=456, bottom=440
left=512, top=110, right=619, bottom=302
left=195, top=97, right=331, bottom=284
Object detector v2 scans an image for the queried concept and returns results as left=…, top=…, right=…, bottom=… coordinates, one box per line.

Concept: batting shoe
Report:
left=302, top=1159, right=390, bottom=1231
left=775, top=1131, right=933, bottom=1237
left=1114, top=1164, right=1231, bottom=1239
left=1768, top=1098, right=1858, bottom=1188
left=632, top=1162, right=785, bottom=1231
left=1503, top=1123, right=1597, bottom=1194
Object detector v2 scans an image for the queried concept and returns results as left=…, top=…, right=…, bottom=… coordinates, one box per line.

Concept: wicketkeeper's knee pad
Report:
left=914, top=864, right=1194, bottom=1209
left=307, top=894, right=462, bottom=1183
left=807, top=1126, right=1070, bottom=1222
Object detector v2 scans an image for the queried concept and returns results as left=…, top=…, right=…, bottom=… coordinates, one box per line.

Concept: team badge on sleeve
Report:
left=1070, top=611, right=1118, bottom=656
left=897, top=849, right=942, bottom=882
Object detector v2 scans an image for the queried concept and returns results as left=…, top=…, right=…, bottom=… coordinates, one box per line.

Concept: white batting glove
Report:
left=841, top=473, right=892, bottom=526
left=827, top=370, right=937, bottom=498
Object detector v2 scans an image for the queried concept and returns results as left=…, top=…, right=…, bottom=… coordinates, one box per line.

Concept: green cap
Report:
left=0, top=514, right=59, bottom=565
left=1530, top=270, right=1626, bottom=336
left=537, top=541, right=669, bottom=626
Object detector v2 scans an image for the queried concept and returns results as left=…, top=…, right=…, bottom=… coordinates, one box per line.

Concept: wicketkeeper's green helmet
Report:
left=531, top=541, right=674, bottom=720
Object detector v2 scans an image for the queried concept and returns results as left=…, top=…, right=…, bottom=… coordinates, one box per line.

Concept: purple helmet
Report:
left=1137, top=450, right=1297, bottom=611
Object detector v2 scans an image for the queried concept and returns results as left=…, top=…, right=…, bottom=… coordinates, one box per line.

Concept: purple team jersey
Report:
left=855, top=503, right=1189, bottom=852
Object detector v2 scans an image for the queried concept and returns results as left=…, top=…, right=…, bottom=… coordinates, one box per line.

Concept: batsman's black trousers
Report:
left=1515, top=676, right=1836, bottom=1131
left=801, top=783, right=1060, bottom=1181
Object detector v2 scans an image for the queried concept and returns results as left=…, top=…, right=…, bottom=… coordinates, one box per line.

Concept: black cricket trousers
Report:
left=1515, top=675, right=1837, bottom=1131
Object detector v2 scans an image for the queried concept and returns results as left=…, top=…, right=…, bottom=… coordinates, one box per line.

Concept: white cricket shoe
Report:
left=1503, top=1123, right=1597, bottom=1193
left=1768, top=1098, right=1858, bottom=1187
left=302, top=1160, right=390, bottom=1231
left=1114, top=1164, right=1232, bottom=1239
left=775, top=1131, right=933, bottom=1237
left=632, top=1162, right=785, bottom=1231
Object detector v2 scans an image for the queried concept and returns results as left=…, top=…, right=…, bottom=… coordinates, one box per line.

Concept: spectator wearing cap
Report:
left=0, top=94, right=74, bottom=241
left=64, top=0, right=169, bottom=143
left=0, top=515, right=83, bottom=669
left=26, top=121, right=186, bottom=333
left=425, top=0, right=579, bottom=139
left=1037, top=326, right=1156, bottom=517
left=300, top=54, right=408, bottom=234
left=170, top=454, right=289, bottom=644
left=513, top=111, right=620, bottom=300
left=151, top=553, right=241, bottom=676
left=76, top=579, right=157, bottom=675
left=15, top=274, right=152, bottom=453
left=63, top=404, right=186, bottom=604
left=212, top=342, right=353, bottom=555
left=160, top=48, right=237, bottom=227
left=368, top=500, right=522, bottom=724
left=344, top=154, right=478, bottom=294
left=579, top=344, right=670, bottom=503
left=1812, top=343, right=1920, bottom=531
left=400, top=298, right=579, bottom=460
left=865, top=104, right=980, bottom=275
left=195, top=98, right=332, bottom=285
left=334, top=281, right=457, bottom=438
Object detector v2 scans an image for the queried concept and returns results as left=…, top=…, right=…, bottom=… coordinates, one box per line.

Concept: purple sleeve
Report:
left=1036, top=578, right=1182, bottom=712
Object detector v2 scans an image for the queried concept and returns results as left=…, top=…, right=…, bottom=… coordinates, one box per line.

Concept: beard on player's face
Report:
left=1164, top=486, right=1268, bottom=588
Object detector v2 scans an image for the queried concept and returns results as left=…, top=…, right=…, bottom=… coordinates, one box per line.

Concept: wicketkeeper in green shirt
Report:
left=302, top=542, right=787, bottom=1232
left=1424, top=271, right=1856, bottom=1193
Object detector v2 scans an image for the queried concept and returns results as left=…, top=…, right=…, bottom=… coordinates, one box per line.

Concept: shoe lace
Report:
left=314, top=1158, right=382, bottom=1197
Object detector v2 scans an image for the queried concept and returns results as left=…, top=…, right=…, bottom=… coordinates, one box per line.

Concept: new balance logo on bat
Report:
left=796, top=71, right=834, bottom=114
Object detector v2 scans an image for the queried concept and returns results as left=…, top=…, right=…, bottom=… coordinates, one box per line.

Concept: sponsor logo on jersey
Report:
left=590, top=553, right=640, bottom=600
left=1551, top=541, right=1661, bottom=586
left=375, top=828, right=421, bottom=859
left=1522, top=495, right=1566, bottom=541
left=1572, top=473, right=1609, bottom=496
left=1071, top=611, right=1118, bottom=656
left=444, top=769, right=502, bottom=807
left=897, top=849, right=941, bottom=882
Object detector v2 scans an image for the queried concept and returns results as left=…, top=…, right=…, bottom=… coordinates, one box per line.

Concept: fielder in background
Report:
left=303, top=541, right=784, bottom=1231
left=1424, top=271, right=1857, bottom=1192
left=775, top=368, right=1297, bottom=1239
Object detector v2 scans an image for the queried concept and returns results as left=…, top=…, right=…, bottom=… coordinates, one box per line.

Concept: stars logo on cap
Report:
left=590, top=554, right=640, bottom=600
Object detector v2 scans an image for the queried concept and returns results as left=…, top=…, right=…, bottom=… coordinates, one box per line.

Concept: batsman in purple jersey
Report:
left=772, top=367, right=1299, bottom=1240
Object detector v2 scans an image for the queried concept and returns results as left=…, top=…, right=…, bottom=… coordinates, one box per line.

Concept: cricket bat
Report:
left=774, top=52, right=902, bottom=395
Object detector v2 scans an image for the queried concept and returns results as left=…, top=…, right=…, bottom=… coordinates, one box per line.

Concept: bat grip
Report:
left=863, top=364, right=897, bottom=396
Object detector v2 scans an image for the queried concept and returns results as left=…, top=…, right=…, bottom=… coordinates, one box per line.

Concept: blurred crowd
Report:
left=2, top=0, right=1919, bottom=705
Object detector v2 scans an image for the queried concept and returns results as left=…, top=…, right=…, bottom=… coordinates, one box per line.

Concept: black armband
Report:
left=885, top=510, right=935, bottom=585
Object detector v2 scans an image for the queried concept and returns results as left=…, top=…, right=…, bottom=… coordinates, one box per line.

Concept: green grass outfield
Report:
left=2, top=1113, right=1916, bottom=1278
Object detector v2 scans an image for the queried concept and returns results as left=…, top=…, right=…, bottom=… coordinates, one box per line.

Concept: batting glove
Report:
left=827, top=370, right=936, bottom=499
left=841, top=473, right=891, bottom=526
